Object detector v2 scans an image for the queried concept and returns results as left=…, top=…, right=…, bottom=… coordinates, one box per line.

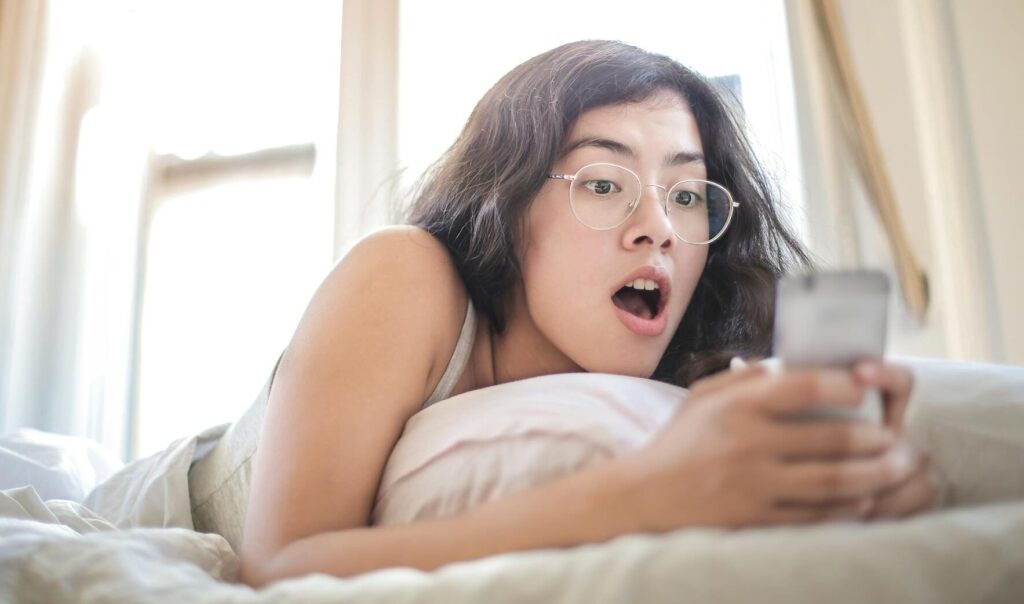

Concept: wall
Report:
left=947, top=0, right=1024, bottom=363
left=793, top=0, right=1021, bottom=364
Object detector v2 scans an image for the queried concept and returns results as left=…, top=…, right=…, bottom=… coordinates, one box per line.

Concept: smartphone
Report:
left=773, top=269, right=890, bottom=423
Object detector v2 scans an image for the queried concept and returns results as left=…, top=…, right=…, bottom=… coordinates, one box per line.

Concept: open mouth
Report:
left=611, top=278, right=662, bottom=321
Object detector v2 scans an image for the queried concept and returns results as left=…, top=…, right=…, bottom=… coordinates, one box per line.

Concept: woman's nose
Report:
left=623, top=184, right=674, bottom=247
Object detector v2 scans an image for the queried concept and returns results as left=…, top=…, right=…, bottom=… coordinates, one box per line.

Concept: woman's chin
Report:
left=582, top=357, right=660, bottom=379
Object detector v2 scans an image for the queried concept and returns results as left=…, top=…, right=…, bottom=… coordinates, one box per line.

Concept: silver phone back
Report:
left=773, top=270, right=890, bottom=368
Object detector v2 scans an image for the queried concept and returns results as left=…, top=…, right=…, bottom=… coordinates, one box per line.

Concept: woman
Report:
left=239, top=40, right=936, bottom=586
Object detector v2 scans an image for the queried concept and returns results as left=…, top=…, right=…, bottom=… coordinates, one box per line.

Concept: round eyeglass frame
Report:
left=547, top=162, right=740, bottom=245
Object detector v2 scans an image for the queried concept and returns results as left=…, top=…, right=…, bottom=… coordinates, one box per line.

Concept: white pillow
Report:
left=371, top=373, right=681, bottom=526
left=372, top=358, right=1024, bottom=527
left=897, top=355, right=1024, bottom=507
left=0, top=429, right=124, bottom=503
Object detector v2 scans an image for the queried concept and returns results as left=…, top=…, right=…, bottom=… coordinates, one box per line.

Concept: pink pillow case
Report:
left=371, top=373, right=685, bottom=526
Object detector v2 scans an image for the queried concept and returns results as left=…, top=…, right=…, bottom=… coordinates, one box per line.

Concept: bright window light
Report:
left=85, top=1, right=345, bottom=457
left=93, top=0, right=341, bottom=159
left=136, top=179, right=331, bottom=457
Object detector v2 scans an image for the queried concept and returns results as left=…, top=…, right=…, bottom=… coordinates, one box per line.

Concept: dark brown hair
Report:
left=405, top=40, right=813, bottom=387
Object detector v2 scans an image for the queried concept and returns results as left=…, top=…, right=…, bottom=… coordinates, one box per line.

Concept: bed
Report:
left=2, top=355, right=1023, bottom=603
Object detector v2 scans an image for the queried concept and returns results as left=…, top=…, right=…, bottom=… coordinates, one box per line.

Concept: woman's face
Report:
left=519, top=89, right=709, bottom=377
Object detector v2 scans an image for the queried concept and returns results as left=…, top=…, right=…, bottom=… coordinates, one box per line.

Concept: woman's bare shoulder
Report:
left=334, top=224, right=467, bottom=325
left=296, top=225, right=469, bottom=402
left=346, top=224, right=461, bottom=282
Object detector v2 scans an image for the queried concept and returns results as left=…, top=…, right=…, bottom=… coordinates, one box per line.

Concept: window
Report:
left=76, top=2, right=342, bottom=457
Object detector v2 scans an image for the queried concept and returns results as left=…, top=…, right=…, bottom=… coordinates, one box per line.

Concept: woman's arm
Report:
left=240, top=225, right=483, bottom=585
left=249, top=451, right=639, bottom=585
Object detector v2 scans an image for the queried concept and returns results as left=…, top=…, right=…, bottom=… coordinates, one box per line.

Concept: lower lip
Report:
left=613, top=304, right=668, bottom=336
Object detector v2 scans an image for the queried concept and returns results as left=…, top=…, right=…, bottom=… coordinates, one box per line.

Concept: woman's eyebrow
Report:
left=560, top=136, right=705, bottom=166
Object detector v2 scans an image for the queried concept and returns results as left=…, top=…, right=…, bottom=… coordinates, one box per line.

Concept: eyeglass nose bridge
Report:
left=626, top=183, right=671, bottom=212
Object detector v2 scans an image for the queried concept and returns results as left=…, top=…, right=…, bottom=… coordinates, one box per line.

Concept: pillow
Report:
left=372, top=358, right=1024, bottom=527
left=896, top=355, right=1024, bottom=507
left=371, top=373, right=681, bottom=526
left=0, top=429, right=124, bottom=503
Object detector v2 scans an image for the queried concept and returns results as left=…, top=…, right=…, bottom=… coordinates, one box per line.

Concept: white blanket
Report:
left=2, top=356, right=1024, bottom=603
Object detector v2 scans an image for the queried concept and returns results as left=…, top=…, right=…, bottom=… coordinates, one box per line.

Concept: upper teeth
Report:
left=627, top=278, right=658, bottom=291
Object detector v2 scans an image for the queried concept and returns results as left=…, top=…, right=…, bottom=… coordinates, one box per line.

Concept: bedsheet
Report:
left=3, top=483, right=1024, bottom=603
left=1, top=355, right=1023, bottom=603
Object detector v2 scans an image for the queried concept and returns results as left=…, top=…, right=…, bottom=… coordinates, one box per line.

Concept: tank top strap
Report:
left=422, top=297, right=476, bottom=408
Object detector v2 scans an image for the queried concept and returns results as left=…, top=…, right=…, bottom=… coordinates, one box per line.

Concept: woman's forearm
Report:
left=245, top=456, right=641, bottom=586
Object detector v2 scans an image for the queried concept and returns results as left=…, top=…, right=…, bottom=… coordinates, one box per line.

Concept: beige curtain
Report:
left=0, top=0, right=54, bottom=433
left=812, top=0, right=929, bottom=320
left=0, top=0, right=127, bottom=453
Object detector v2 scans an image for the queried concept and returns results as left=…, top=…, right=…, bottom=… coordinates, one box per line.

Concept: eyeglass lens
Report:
left=569, top=164, right=732, bottom=244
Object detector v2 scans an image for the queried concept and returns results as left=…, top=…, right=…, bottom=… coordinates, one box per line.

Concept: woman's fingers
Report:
left=728, top=368, right=866, bottom=418
left=759, top=422, right=894, bottom=459
left=765, top=499, right=873, bottom=526
left=688, top=362, right=767, bottom=399
left=867, top=455, right=941, bottom=520
left=773, top=441, right=917, bottom=503
left=854, top=362, right=915, bottom=430
left=763, top=458, right=938, bottom=527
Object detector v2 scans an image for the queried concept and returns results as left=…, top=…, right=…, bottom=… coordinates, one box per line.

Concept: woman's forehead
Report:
left=560, top=90, right=702, bottom=162
left=577, top=88, right=688, bottom=120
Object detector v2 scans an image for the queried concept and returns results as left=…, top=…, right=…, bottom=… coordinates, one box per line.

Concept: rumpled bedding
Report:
left=3, top=485, right=1024, bottom=604
left=1, top=356, right=1023, bottom=603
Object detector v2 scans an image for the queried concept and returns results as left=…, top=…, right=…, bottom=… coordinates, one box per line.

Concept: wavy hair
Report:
left=405, top=40, right=813, bottom=386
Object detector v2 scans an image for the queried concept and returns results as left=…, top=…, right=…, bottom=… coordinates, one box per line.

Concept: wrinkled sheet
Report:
left=3, top=484, right=1024, bottom=604
left=2, top=356, right=1024, bottom=603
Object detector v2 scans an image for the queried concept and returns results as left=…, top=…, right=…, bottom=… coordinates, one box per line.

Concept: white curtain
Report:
left=0, top=0, right=140, bottom=458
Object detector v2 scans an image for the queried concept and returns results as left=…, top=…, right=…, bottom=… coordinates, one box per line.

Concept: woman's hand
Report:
left=615, top=363, right=924, bottom=532
left=852, top=361, right=944, bottom=519
left=860, top=443, right=944, bottom=519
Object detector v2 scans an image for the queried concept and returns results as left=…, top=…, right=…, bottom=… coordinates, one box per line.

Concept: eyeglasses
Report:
left=547, top=162, right=740, bottom=245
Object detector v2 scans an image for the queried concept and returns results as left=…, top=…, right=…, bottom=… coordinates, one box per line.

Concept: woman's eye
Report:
left=584, top=180, right=620, bottom=195
left=671, top=190, right=702, bottom=207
